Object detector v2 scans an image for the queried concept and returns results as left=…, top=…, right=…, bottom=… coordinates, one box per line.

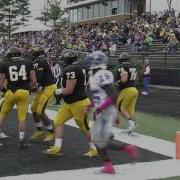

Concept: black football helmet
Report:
left=5, top=47, right=22, bottom=60
left=118, top=52, right=130, bottom=65
left=61, top=49, right=78, bottom=66
left=31, top=45, right=45, bottom=59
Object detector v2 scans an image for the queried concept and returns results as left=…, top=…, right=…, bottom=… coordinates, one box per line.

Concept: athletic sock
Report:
left=46, top=125, right=54, bottom=133
left=35, top=122, right=43, bottom=131
left=54, top=138, right=62, bottom=149
left=19, top=132, right=25, bottom=141
left=89, top=142, right=96, bottom=149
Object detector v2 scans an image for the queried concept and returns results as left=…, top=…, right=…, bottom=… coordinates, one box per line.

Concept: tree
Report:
left=48, top=0, right=63, bottom=27
left=167, top=0, right=173, bottom=11
left=0, top=0, right=31, bottom=39
left=36, top=0, right=64, bottom=27
left=36, top=5, right=49, bottom=25
left=17, top=0, right=31, bottom=26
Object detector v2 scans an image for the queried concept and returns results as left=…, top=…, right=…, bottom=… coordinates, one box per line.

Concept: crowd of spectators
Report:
left=0, top=9, right=180, bottom=59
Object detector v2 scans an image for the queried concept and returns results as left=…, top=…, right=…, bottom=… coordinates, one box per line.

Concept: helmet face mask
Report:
left=85, top=51, right=108, bottom=70
left=61, top=49, right=78, bottom=67
left=6, top=47, right=21, bottom=60
left=31, top=45, right=45, bottom=59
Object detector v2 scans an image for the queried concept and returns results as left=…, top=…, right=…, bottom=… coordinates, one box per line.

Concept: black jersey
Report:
left=34, top=57, right=55, bottom=87
left=116, top=64, right=137, bottom=91
left=62, top=64, right=87, bottom=104
left=0, top=59, right=34, bottom=91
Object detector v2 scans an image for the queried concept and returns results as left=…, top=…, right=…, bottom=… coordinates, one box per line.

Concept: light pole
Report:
left=149, top=0, right=152, bottom=15
left=130, top=0, right=133, bottom=27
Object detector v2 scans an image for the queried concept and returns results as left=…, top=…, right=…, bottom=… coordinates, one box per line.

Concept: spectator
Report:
left=109, top=42, right=116, bottom=55
left=141, top=59, right=151, bottom=95
left=166, top=33, right=179, bottom=53
left=144, top=34, right=153, bottom=50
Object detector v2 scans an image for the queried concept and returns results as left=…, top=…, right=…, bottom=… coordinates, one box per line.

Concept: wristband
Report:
left=55, top=88, right=63, bottom=95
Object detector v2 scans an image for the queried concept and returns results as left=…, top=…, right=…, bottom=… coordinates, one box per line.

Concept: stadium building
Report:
left=65, top=0, right=146, bottom=23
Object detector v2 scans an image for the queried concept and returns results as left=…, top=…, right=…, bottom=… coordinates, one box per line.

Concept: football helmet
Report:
left=118, top=52, right=130, bottom=64
left=5, top=47, right=21, bottom=60
left=61, top=49, right=78, bottom=66
left=31, top=45, right=45, bottom=59
left=85, top=51, right=108, bottom=70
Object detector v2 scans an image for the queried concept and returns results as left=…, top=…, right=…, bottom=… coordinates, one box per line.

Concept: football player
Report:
left=43, top=49, right=98, bottom=157
left=0, top=60, right=9, bottom=140
left=0, top=47, right=37, bottom=148
left=115, top=52, right=139, bottom=134
left=30, top=45, right=57, bottom=143
left=85, top=51, right=138, bottom=174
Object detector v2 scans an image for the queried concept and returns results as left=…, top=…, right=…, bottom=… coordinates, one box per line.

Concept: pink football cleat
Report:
left=100, top=161, right=115, bottom=174
left=123, top=145, right=138, bottom=159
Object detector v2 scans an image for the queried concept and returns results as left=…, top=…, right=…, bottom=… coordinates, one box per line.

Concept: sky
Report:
left=29, top=0, right=66, bottom=25
left=29, top=0, right=180, bottom=24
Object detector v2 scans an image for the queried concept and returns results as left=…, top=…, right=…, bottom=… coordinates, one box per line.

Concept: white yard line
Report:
left=45, top=109, right=176, bottom=158
left=1, top=159, right=180, bottom=180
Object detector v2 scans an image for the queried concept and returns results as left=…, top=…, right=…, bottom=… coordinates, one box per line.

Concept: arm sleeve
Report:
left=36, top=61, right=45, bottom=85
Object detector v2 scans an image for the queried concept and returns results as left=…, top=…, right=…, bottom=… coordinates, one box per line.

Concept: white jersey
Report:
left=89, top=69, right=114, bottom=106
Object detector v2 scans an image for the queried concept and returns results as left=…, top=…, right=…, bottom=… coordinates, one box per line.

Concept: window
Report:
left=93, top=3, right=99, bottom=18
left=124, top=0, right=130, bottom=13
left=119, top=0, right=125, bottom=13
left=112, top=0, right=118, bottom=15
left=105, top=1, right=111, bottom=16
left=78, top=7, right=83, bottom=21
left=83, top=6, right=88, bottom=20
left=73, top=9, right=78, bottom=22
left=88, top=4, right=93, bottom=19
left=69, top=9, right=73, bottom=22
left=99, top=2, right=105, bottom=17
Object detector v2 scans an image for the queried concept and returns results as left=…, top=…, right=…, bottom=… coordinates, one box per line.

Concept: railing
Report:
left=128, top=51, right=180, bottom=68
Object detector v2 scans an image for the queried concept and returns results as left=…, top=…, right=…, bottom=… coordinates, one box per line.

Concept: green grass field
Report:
left=48, top=105, right=180, bottom=142
left=118, top=111, right=180, bottom=142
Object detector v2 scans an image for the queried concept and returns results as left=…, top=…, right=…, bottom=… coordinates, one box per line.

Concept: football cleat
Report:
left=83, top=148, right=99, bottom=157
left=43, top=146, right=62, bottom=156
left=123, top=145, right=138, bottom=160
left=43, top=132, right=54, bottom=143
left=0, top=132, right=9, bottom=139
left=126, top=120, right=137, bottom=134
left=30, top=130, right=46, bottom=142
left=98, top=161, right=115, bottom=174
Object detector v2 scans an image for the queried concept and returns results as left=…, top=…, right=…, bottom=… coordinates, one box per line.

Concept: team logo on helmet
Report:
left=61, top=49, right=78, bottom=66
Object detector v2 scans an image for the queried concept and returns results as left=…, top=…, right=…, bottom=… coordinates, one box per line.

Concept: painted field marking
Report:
left=1, top=159, right=180, bottom=180
left=45, top=109, right=176, bottom=158
left=4, top=108, right=177, bottom=180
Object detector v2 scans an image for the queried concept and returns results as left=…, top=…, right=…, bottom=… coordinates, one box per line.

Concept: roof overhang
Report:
left=65, top=0, right=100, bottom=10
